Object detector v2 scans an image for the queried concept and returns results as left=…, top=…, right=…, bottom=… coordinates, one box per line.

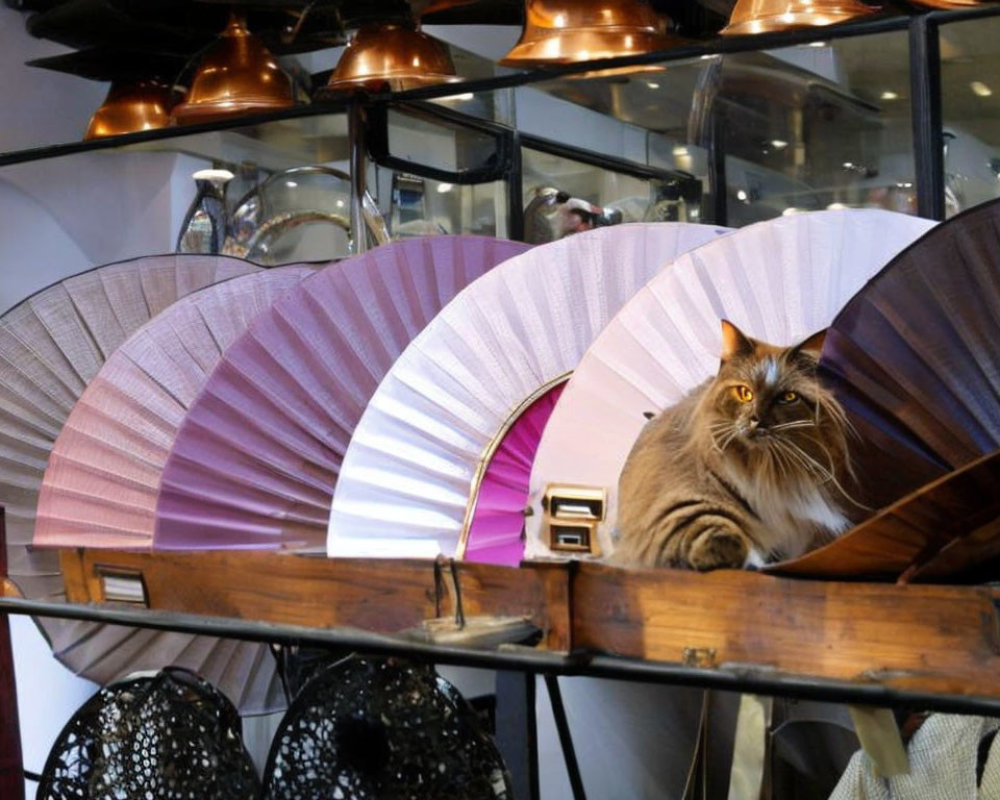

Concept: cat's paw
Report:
left=687, top=528, right=751, bottom=571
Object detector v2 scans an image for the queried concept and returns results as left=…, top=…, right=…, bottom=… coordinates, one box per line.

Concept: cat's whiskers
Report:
left=774, top=437, right=869, bottom=511
left=769, top=420, right=815, bottom=432
left=709, top=421, right=739, bottom=453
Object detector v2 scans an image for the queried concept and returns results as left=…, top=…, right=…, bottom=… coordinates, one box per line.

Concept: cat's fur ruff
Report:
left=613, top=320, right=856, bottom=570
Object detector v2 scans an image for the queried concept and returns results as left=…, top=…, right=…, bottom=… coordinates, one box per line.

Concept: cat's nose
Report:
left=748, top=417, right=760, bottom=430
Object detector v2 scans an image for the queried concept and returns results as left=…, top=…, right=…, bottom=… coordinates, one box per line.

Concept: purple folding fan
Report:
left=154, top=236, right=530, bottom=551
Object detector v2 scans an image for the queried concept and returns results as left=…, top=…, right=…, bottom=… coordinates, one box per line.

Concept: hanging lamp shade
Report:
left=721, top=0, right=875, bottom=36
left=320, top=22, right=460, bottom=94
left=499, top=0, right=682, bottom=68
left=170, top=13, right=295, bottom=125
left=85, top=79, right=173, bottom=139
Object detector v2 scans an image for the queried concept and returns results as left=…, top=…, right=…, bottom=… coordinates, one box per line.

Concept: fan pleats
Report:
left=523, top=209, right=937, bottom=560
left=822, top=201, right=1000, bottom=507
left=329, top=223, right=732, bottom=560
left=820, top=198, right=1000, bottom=514
left=154, top=236, right=529, bottom=552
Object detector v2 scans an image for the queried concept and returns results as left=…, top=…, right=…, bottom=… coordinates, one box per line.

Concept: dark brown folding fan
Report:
left=770, top=198, right=1000, bottom=582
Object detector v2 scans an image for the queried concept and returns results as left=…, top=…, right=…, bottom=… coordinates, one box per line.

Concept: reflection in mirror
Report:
left=940, top=16, right=1000, bottom=216
left=385, top=171, right=502, bottom=239
left=526, top=32, right=918, bottom=226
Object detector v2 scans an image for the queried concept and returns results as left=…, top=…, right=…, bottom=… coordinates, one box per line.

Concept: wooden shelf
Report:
left=35, top=546, right=1000, bottom=711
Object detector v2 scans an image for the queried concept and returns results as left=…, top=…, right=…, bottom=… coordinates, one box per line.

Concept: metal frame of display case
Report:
left=0, top=3, right=996, bottom=223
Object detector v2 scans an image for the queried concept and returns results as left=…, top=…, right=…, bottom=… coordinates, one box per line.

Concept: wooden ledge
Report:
left=55, top=548, right=1000, bottom=701
left=572, top=562, right=1000, bottom=698
left=59, top=548, right=572, bottom=652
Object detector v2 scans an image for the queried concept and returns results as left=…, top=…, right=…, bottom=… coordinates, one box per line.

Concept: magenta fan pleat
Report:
left=820, top=198, right=1000, bottom=511
left=154, top=236, right=530, bottom=551
left=465, top=382, right=566, bottom=565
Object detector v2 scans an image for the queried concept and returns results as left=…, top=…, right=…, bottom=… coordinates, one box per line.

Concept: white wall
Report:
left=0, top=7, right=106, bottom=153
left=10, top=617, right=97, bottom=797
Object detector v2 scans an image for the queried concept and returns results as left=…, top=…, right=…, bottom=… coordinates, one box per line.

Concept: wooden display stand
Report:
left=51, top=546, right=1000, bottom=705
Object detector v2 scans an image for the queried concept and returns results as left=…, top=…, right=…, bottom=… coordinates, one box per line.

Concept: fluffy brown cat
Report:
left=613, top=319, right=857, bottom=570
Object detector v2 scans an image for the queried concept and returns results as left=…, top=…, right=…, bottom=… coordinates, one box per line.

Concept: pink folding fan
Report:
left=34, top=266, right=315, bottom=550
left=29, top=266, right=312, bottom=714
left=522, top=209, right=937, bottom=560
left=153, top=236, right=530, bottom=552
left=0, top=254, right=260, bottom=596
left=0, top=254, right=274, bottom=707
left=327, top=223, right=733, bottom=562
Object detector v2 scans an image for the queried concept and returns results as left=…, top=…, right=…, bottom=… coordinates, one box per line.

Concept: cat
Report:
left=612, top=319, right=859, bottom=571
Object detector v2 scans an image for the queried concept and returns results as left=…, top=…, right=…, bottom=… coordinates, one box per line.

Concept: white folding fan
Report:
left=327, top=222, right=732, bottom=561
left=522, top=208, right=937, bottom=560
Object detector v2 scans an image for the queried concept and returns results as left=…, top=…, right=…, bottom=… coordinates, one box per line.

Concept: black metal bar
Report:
left=543, top=674, right=587, bottom=800
left=909, top=15, right=945, bottom=220
left=366, top=101, right=517, bottom=185
left=520, top=133, right=693, bottom=184
left=507, top=132, right=525, bottom=241
left=6, top=595, right=1000, bottom=716
left=495, top=671, right=540, bottom=800
left=709, top=110, right=728, bottom=227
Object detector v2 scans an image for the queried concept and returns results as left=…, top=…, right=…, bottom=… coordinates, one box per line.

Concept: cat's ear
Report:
left=720, top=319, right=756, bottom=361
left=791, top=328, right=827, bottom=359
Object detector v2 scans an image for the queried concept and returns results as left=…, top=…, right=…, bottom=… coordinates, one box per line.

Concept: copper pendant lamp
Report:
left=170, top=12, right=296, bottom=125
left=721, top=0, right=875, bottom=36
left=499, top=0, right=682, bottom=68
left=84, top=79, right=174, bottom=140
left=319, top=22, right=460, bottom=95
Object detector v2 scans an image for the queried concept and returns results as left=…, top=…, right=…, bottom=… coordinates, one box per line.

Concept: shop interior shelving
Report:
left=5, top=4, right=1000, bottom=797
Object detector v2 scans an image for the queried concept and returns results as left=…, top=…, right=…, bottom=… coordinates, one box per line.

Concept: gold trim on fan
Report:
left=455, top=372, right=573, bottom=561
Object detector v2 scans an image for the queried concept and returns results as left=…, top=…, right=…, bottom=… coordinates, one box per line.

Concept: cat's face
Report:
left=696, top=321, right=849, bottom=476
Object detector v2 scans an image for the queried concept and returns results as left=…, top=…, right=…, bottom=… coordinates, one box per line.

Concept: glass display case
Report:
left=1, top=7, right=998, bottom=298
left=939, top=15, right=1000, bottom=216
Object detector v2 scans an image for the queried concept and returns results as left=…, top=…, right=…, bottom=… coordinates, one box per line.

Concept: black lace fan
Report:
left=261, top=656, right=514, bottom=800
left=36, top=667, right=260, bottom=800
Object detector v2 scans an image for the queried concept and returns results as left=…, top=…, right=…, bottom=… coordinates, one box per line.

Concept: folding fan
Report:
left=28, top=267, right=313, bottom=716
left=34, top=265, right=315, bottom=550
left=0, top=253, right=259, bottom=603
left=154, top=236, right=530, bottom=552
left=521, top=209, right=937, bottom=560
left=327, top=222, right=733, bottom=561
left=767, top=197, right=1000, bottom=581
left=818, top=198, right=1000, bottom=512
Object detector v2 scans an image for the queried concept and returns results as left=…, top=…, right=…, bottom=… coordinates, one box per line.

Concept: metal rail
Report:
left=4, top=594, right=1000, bottom=716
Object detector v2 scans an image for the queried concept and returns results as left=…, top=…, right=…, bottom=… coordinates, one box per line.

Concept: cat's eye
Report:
left=732, top=385, right=754, bottom=403
left=778, top=391, right=799, bottom=404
